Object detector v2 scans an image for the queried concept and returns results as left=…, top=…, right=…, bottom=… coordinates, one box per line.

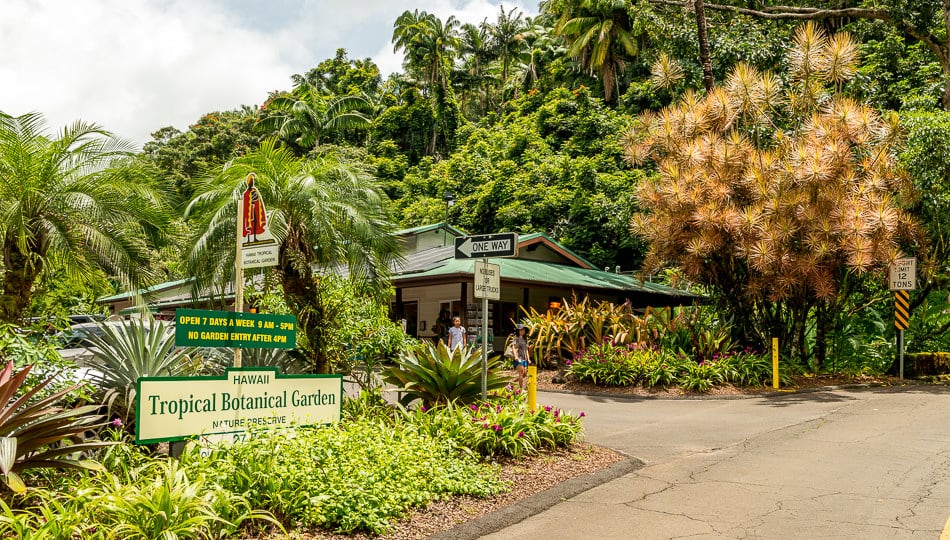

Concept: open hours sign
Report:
left=175, top=308, right=296, bottom=349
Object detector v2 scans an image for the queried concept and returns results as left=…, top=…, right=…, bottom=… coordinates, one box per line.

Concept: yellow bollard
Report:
left=772, top=337, right=779, bottom=389
left=527, top=365, right=537, bottom=412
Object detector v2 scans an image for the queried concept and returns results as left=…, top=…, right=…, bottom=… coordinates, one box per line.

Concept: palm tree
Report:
left=0, top=112, right=170, bottom=323
left=550, top=0, right=639, bottom=103
left=185, top=138, right=401, bottom=374
left=489, top=6, right=529, bottom=101
left=392, top=10, right=461, bottom=95
left=458, top=21, right=496, bottom=116
left=392, top=10, right=463, bottom=156
left=257, top=81, right=372, bottom=153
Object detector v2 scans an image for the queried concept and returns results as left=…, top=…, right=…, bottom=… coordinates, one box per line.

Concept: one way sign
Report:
left=454, top=233, right=519, bottom=259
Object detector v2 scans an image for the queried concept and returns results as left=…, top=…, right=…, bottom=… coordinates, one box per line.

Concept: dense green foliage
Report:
left=193, top=422, right=502, bottom=534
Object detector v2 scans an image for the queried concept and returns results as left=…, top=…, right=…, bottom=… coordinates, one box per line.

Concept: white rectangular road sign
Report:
left=474, top=260, right=501, bottom=300
left=889, top=257, right=917, bottom=291
left=455, top=233, right=518, bottom=259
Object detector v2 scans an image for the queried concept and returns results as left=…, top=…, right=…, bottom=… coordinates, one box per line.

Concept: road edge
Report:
left=429, top=451, right=644, bottom=540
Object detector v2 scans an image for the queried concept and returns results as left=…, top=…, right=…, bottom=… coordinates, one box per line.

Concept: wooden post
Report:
left=234, top=192, right=244, bottom=368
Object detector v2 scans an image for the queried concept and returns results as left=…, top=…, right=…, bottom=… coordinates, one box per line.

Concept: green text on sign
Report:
left=175, top=308, right=296, bottom=349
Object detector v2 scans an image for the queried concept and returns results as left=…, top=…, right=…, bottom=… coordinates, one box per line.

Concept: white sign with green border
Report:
left=135, top=367, right=342, bottom=444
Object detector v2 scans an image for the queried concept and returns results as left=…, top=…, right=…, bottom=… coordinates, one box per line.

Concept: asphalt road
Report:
left=482, top=386, right=950, bottom=539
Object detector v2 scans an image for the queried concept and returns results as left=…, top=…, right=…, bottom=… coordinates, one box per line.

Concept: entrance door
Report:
left=403, top=301, right=418, bottom=337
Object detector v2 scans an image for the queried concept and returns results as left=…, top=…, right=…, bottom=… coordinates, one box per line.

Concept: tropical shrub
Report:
left=677, top=361, right=724, bottom=393
left=523, top=297, right=646, bottom=369
left=381, top=341, right=510, bottom=407
left=569, top=342, right=684, bottom=388
left=569, top=342, right=647, bottom=386
left=401, top=389, right=584, bottom=458
left=716, top=350, right=773, bottom=386
left=0, top=361, right=111, bottom=493
left=0, top=443, right=277, bottom=539
left=0, top=323, right=84, bottom=399
left=192, top=421, right=504, bottom=534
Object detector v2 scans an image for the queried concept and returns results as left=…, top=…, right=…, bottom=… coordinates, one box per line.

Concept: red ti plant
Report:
left=0, top=361, right=112, bottom=493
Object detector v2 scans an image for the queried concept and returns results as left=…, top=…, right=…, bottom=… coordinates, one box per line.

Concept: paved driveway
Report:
left=482, top=386, right=950, bottom=539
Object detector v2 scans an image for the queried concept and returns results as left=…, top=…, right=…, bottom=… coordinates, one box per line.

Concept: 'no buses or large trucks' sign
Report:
left=135, top=367, right=341, bottom=444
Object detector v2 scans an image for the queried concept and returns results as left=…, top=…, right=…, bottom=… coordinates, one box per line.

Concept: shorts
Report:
left=514, top=359, right=528, bottom=368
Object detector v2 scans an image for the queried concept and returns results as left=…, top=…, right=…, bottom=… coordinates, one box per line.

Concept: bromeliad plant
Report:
left=0, top=361, right=111, bottom=493
left=381, top=340, right=510, bottom=407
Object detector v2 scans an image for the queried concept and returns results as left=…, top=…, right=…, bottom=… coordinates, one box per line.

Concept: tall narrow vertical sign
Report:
left=235, top=173, right=280, bottom=367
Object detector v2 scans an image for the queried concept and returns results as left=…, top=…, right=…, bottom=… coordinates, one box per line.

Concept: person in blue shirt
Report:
left=447, top=316, right=466, bottom=349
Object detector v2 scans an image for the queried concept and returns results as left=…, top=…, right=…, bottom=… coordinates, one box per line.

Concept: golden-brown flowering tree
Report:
left=623, top=23, right=922, bottom=367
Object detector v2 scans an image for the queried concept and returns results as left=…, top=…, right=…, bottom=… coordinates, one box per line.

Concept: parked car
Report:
left=56, top=319, right=173, bottom=366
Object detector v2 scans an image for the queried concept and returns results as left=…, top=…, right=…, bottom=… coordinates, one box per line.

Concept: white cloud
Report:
left=0, top=0, right=537, bottom=147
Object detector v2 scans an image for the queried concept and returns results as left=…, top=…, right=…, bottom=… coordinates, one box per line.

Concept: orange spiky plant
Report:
left=623, top=23, right=923, bottom=367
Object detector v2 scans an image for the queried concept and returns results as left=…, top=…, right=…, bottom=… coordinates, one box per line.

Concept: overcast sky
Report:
left=1, top=0, right=537, bottom=147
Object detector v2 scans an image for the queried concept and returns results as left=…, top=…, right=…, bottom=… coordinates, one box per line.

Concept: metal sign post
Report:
left=460, top=237, right=513, bottom=401
left=895, top=290, right=910, bottom=379
left=482, top=265, right=489, bottom=400
left=234, top=172, right=281, bottom=367
left=474, top=259, right=501, bottom=400
left=234, top=193, right=244, bottom=368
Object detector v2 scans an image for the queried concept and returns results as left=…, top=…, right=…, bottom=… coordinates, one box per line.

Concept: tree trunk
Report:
left=279, top=262, right=330, bottom=374
left=943, top=61, right=950, bottom=109
left=0, top=244, right=41, bottom=323
left=695, top=0, right=715, bottom=92
left=814, top=301, right=833, bottom=372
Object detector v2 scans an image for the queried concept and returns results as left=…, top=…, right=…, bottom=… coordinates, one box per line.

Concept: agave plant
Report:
left=84, top=317, right=198, bottom=424
left=381, top=341, right=510, bottom=407
left=0, top=361, right=111, bottom=493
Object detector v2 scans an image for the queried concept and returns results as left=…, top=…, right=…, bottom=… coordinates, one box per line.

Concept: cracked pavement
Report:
left=482, top=386, right=950, bottom=539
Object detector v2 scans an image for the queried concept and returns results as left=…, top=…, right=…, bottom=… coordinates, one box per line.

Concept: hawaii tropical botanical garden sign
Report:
left=135, top=367, right=342, bottom=444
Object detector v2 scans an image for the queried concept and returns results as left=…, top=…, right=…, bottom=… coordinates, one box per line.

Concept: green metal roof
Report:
left=399, top=257, right=692, bottom=297
left=97, top=278, right=192, bottom=303
left=396, top=222, right=468, bottom=237
left=517, top=232, right=597, bottom=269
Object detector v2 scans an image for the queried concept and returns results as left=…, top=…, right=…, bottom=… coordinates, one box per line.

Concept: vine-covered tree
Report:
left=624, top=23, right=922, bottom=366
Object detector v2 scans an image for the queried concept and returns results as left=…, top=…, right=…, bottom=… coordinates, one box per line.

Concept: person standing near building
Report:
left=510, top=324, right=530, bottom=390
left=447, top=316, right=466, bottom=349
